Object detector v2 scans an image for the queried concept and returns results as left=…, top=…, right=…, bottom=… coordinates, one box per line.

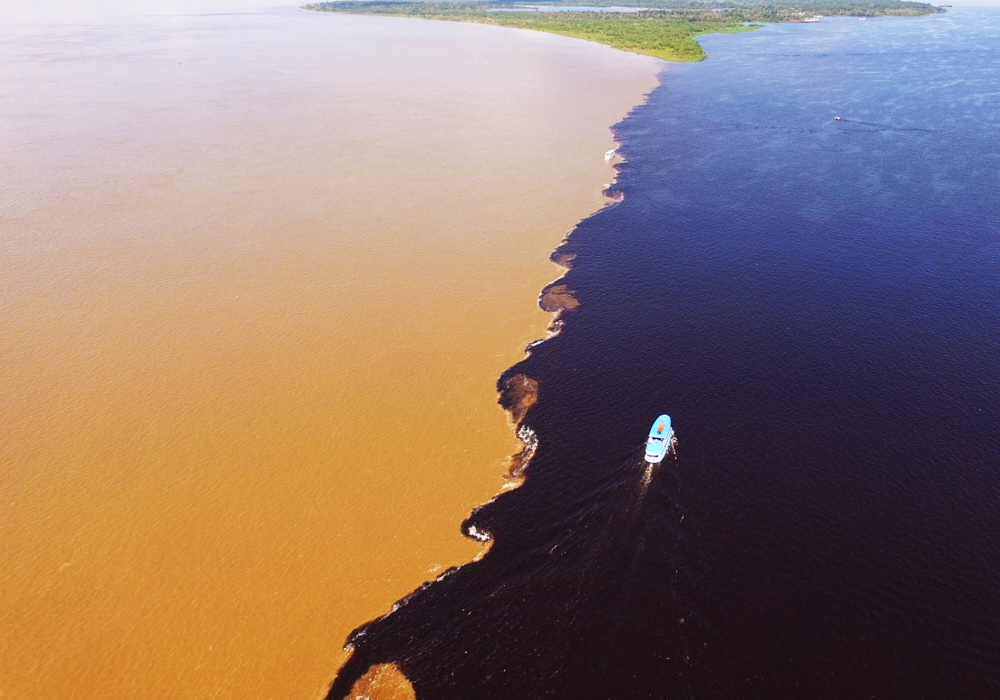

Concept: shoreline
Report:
left=304, top=1, right=943, bottom=63
left=304, top=2, right=757, bottom=61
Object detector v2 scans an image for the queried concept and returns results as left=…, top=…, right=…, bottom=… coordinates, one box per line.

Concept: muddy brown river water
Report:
left=0, top=2, right=658, bottom=697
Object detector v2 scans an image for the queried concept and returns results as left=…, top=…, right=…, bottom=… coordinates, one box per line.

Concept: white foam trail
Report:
left=638, top=462, right=655, bottom=500
left=517, top=424, right=538, bottom=466
left=466, top=525, right=491, bottom=543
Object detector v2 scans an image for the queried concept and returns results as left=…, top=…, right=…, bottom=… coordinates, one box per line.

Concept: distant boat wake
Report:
left=833, top=116, right=935, bottom=132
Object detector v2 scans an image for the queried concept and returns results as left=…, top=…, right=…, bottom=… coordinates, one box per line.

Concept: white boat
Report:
left=604, top=148, right=616, bottom=161
left=644, top=414, right=674, bottom=464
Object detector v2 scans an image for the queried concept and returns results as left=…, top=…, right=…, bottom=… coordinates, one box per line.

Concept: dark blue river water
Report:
left=329, top=9, right=1000, bottom=698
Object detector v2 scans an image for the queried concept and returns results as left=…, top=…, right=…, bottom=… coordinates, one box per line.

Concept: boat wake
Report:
left=833, top=116, right=934, bottom=132
left=639, top=462, right=655, bottom=496
left=637, top=433, right=677, bottom=501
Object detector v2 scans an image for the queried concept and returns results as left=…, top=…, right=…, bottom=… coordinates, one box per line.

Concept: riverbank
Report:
left=305, top=0, right=943, bottom=62
left=0, top=4, right=659, bottom=699
left=306, top=2, right=756, bottom=61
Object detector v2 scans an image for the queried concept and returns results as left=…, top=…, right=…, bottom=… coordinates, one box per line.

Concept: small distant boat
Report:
left=605, top=149, right=616, bottom=161
left=800, top=15, right=821, bottom=22
left=644, top=414, right=674, bottom=464
left=834, top=115, right=843, bottom=121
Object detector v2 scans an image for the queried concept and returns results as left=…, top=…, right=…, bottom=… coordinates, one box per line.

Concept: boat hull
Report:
left=644, top=414, right=674, bottom=463
left=644, top=430, right=673, bottom=463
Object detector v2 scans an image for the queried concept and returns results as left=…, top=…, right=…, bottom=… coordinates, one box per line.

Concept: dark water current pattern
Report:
left=329, top=10, right=1000, bottom=699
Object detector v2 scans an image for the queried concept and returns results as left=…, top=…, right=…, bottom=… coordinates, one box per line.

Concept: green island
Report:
left=304, top=0, right=944, bottom=62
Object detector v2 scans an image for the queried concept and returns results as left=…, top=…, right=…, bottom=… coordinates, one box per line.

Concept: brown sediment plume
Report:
left=499, top=373, right=539, bottom=425
left=498, top=374, right=541, bottom=480
left=551, top=251, right=578, bottom=269
left=539, top=283, right=580, bottom=313
left=346, top=664, right=415, bottom=700
left=0, top=3, right=661, bottom=699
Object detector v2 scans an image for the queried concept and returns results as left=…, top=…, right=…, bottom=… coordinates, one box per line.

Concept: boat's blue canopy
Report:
left=648, top=414, right=671, bottom=438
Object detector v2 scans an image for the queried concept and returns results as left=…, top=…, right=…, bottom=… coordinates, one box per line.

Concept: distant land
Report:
left=304, top=0, right=944, bottom=61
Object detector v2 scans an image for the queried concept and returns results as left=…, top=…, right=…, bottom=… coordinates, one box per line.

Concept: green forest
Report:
left=304, top=0, right=944, bottom=62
